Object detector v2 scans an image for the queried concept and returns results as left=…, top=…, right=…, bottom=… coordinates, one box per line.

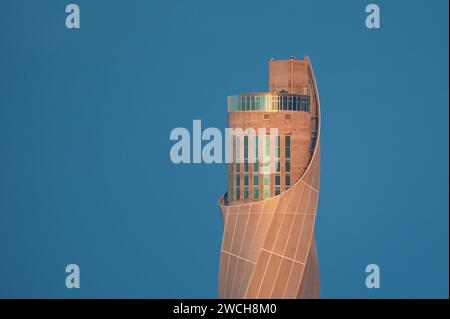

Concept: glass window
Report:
left=286, top=147, right=291, bottom=158
left=264, top=188, right=270, bottom=199
left=272, top=96, right=278, bottom=111
left=236, top=136, right=241, bottom=162
left=236, top=163, right=240, bottom=173
left=262, top=135, right=271, bottom=174
left=244, top=175, right=249, bottom=186
left=236, top=188, right=240, bottom=200
left=265, top=135, right=270, bottom=153
left=227, top=94, right=311, bottom=112
left=228, top=174, right=233, bottom=202
left=275, top=175, right=280, bottom=186
left=263, top=174, right=270, bottom=199
left=275, top=187, right=280, bottom=196
left=275, top=136, right=280, bottom=156
left=253, top=175, right=259, bottom=186
left=229, top=94, right=311, bottom=113
left=275, top=160, right=280, bottom=172
left=253, top=189, right=259, bottom=200
left=286, top=159, right=291, bottom=173
left=257, top=96, right=266, bottom=110
left=285, top=136, right=291, bottom=147
left=286, top=175, right=291, bottom=186
left=285, top=135, right=291, bottom=159
left=244, top=187, right=249, bottom=199
left=275, top=135, right=280, bottom=172
left=244, top=136, right=248, bottom=159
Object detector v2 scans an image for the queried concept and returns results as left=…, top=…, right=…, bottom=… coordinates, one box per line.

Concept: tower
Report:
left=218, top=57, right=321, bottom=298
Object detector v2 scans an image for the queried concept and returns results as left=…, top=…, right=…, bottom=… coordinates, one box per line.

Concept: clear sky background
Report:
left=0, top=0, right=448, bottom=298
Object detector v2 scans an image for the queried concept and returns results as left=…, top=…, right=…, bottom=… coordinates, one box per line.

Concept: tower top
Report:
left=269, top=57, right=309, bottom=94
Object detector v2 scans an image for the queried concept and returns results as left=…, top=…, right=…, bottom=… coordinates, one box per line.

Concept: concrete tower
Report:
left=218, top=57, right=321, bottom=298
